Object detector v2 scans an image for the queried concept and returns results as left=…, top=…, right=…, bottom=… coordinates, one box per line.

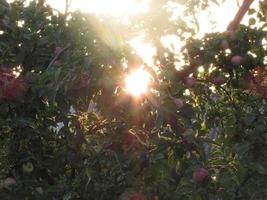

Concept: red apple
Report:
left=183, top=77, right=196, bottom=88
left=174, top=98, right=183, bottom=109
left=213, top=76, right=225, bottom=85
left=221, top=40, right=229, bottom=50
left=193, top=168, right=209, bottom=183
left=126, top=192, right=147, bottom=200
left=231, top=55, right=243, bottom=65
left=0, top=68, right=26, bottom=100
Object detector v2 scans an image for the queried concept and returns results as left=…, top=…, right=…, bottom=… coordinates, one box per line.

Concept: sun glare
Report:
left=130, top=36, right=156, bottom=66
left=125, top=68, right=151, bottom=97
left=46, top=0, right=149, bottom=18
left=85, top=0, right=149, bottom=17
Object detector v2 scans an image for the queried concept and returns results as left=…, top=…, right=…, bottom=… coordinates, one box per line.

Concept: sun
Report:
left=125, top=68, right=151, bottom=97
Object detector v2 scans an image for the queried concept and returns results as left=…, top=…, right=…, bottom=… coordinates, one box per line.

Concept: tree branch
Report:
left=38, top=0, right=45, bottom=6
left=227, top=0, right=255, bottom=31
left=47, top=44, right=70, bottom=70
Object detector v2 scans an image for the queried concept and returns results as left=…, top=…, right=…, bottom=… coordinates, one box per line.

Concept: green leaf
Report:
left=194, top=194, right=202, bottom=200
left=248, top=8, right=256, bottom=15
left=155, top=112, right=164, bottom=128
left=243, top=114, right=256, bottom=126
left=233, top=143, right=251, bottom=156
left=0, top=103, right=9, bottom=115
left=253, top=163, right=267, bottom=175
left=63, top=193, right=72, bottom=200
left=179, top=104, right=195, bottom=119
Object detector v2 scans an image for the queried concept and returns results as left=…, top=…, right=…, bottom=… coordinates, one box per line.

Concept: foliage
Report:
left=0, top=0, right=267, bottom=199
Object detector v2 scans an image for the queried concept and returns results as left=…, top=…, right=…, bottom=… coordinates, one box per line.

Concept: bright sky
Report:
left=6, top=0, right=257, bottom=37
left=45, top=0, right=253, bottom=32
left=46, top=0, right=149, bottom=17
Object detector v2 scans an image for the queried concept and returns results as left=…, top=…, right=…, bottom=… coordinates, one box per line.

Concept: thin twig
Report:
left=65, top=0, right=72, bottom=15
left=47, top=44, right=70, bottom=70
left=65, top=0, right=68, bottom=15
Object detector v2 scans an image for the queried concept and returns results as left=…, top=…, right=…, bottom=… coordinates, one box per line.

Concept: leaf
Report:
left=0, top=103, right=9, bottom=115
left=255, top=124, right=265, bottom=134
left=194, top=194, right=202, bottom=200
left=243, top=114, right=256, bottom=126
left=210, top=0, right=220, bottom=6
left=0, top=41, right=8, bottom=48
left=37, top=36, right=49, bottom=46
left=233, top=143, right=251, bottom=156
left=63, top=193, right=72, bottom=200
left=248, top=8, right=256, bottom=15
left=155, top=112, right=164, bottom=128
left=253, top=163, right=267, bottom=175
left=179, top=104, right=195, bottom=119
left=154, top=153, right=164, bottom=161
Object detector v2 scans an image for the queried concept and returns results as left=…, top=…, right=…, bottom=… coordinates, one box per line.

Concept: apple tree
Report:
left=0, top=0, right=267, bottom=199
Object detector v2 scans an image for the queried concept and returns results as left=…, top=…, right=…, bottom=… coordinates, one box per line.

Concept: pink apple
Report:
left=183, top=77, right=196, bottom=88
left=213, top=76, right=225, bottom=85
left=193, top=168, right=209, bottom=183
left=174, top=98, right=184, bottom=109
left=221, top=40, right=229, bottom=50
left=231, top=55, right=243, bottom=65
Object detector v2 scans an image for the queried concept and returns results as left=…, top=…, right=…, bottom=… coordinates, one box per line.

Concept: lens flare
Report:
left=125, top=69, right=150, bottom=96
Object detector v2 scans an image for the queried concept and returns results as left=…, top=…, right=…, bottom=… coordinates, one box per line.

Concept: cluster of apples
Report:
left=173, top=35, right=248, bottom=108
left=222, top=37, right=267, bottom=98
left=221, top=38, right=244, bottom=65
